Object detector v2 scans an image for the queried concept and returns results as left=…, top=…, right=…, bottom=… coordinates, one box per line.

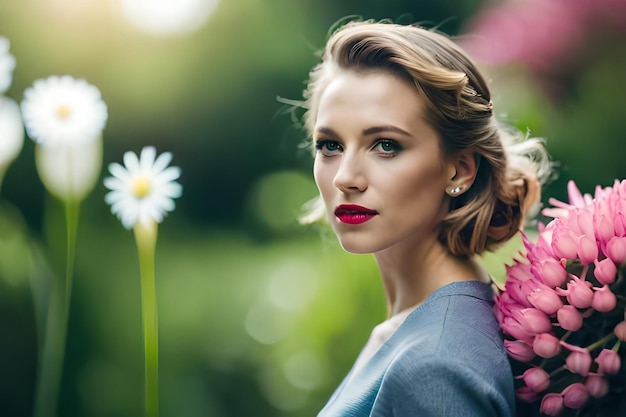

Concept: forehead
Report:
left=314, top=69, right=430, bottom=132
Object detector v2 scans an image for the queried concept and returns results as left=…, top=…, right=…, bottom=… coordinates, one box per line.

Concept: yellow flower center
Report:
left=132, top=176, right=151, bottom=198
left=56, top=104, right=72, bottom=119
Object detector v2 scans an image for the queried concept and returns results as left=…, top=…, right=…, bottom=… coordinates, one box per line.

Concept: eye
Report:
left=373, top=139, right=402, bottom=156
left=315, top=139, right=342, bottom=156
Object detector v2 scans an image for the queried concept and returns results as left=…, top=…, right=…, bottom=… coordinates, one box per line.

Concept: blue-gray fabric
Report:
left=318, top=280, right=515, bottom=417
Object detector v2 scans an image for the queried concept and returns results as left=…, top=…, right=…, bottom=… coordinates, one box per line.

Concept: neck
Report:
left=374, top=238, right=489, bottom=317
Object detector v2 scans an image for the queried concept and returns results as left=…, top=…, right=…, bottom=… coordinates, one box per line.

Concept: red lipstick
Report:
left=334, top=204, right=378, bottom=225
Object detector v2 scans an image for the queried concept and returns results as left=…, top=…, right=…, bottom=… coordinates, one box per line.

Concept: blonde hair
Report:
left=300, top=20, right=551, bottom=257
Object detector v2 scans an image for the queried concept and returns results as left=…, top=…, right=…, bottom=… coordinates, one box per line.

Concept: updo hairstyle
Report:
left=301, top=20, right=551, bottom=257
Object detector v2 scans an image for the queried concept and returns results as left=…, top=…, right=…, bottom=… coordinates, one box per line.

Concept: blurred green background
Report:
left=1, top=0, right=625, bottom=416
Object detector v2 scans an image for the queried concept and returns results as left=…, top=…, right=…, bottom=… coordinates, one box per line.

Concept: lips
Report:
left=334, top=204, right=378, bottom=225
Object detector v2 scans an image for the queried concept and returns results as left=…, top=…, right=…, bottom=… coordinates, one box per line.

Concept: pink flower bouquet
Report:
left=495, top=180, right=626, bottom=416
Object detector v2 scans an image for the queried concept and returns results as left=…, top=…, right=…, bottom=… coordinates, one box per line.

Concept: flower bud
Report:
left=557, top=305, right=583, bottom=331
left=561, top=382, right=590, bottom=409
left=551, top=226, right=579, bottom=260
left=533, top=333, right=562, bottom=358
left=606, top=236, right=626, bottom=266
left=540, top=393, right=564, bottom=416
left=501, top=316, right=533, bottom=344
left=515, top=386, right=539, bottom=403
left=518, top=367, right=550, bottom=392
left=594, top=258, right=617, bottom=285
left=595, top=214, right=614, bottom=243
left=527, top=286, right=563, bottom=315
left=591, top=285, right=617, bottom=313
left=615, top=212, right=626, bottom=237
left=577, top=235, right=598, bottom=265
left=585, top=374, right=609, bottom=398
left=35, top=136, right=103, bottom=203
left=565, top=348, right=592, bottom=376
left=595, top=349, right=621, bottom=375
left=614, top=321, right=626, bottom=342
left=577, top=209, right=595, bottom=238
left=504, top=340, right=535, bottom=362
left=531, top=259, right=567, bottom=287
left=556, top=278, right=593, bottom=309
left=519, top=308, right=553, bottom=334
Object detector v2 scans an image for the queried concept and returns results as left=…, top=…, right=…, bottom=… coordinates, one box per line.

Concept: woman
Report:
left=298, top=20, right=551, bottom=416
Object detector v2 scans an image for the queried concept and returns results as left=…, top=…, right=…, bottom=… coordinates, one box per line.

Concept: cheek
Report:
left=313, top=158, right=334, bottom=199
left=390, top=165, right=447, bottom=206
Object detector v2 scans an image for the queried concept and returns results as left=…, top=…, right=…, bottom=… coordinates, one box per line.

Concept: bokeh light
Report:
left=119, top=0, right=220, bottom=36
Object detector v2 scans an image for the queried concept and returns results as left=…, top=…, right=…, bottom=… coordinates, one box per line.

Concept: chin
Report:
left=337, top=236, right=380, bottom=255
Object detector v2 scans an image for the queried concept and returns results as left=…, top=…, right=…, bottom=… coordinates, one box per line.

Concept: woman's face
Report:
left=313, top=69, right=456, bottom=254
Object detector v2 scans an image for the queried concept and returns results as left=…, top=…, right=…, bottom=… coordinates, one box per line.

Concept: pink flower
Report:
left=542, top=180, right=592, bottom=218
left=494, top=179, right=626, bottom=412
left=555, top=276, right=593, bottom=309
left=562, top=343, right=593, bottom=376
left=517, top=367, right=550, bottom=392
left=591, top=285, right=617, bottom=313
left=595, top=349, right=621, bottom=375
left=540, top=393, right=564, bottom=416
left=614, top=320, right=626, bottom=342
left=566, top=180, right=590, bottom=208
left=585, top=374, right=609, bottom=398
left=561, top=382, right=590, bottom=409
left=493, top=292, right=517, bottom=322
left=504, top=340, right=535, bottom=362
left=595, top=214, right=615, bottom=244
left=533, top=333, right=562, bottom=358
left=594, top=258, right=617, bottom=285
left=614, top=211, right=626, bottom=238
left=517, top=308, right=553, bottom=334
left=606, top=236, right=626, bottom=266
left=557, top=305, right=583, bottom=331
left=516, top=386, right=540, bottom=403
left=503, top=262, right=537, bottom=308
left=531, top=259, right=567, bottom=287
left=527, top=286, right=563, bottom=315
left=500, top=314, right=534, bottom=344
left=576, top=209, right=595, bottom=239
left=577, top=235, right=598, bottom=265
left=551, top=225, right=579, bottom=260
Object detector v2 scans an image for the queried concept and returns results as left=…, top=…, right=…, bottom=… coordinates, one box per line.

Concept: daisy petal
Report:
left=104, top=146, right=182, bottom=229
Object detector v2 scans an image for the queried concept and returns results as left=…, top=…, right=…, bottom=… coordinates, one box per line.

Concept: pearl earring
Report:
left=450, top=186, right=462, bottom=194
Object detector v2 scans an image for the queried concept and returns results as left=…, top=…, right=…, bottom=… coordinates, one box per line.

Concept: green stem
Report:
left=549, top=365, right=568, bottom=378
left=613, top=339, right=621, bottom=352
left=33, top=199, right=80, bottom=417
left=586, top=332, right=616, bottom=352
left=134, top=221, right=159, bottom=417
left=33, top=272, right=65, bottom=417
left=65, top=200, right=79, bottom=304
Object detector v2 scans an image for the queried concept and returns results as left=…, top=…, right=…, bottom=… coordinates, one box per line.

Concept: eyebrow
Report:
left=362, top=125, right=411, bottom=136
left=315, top=125, right=411, bottom=137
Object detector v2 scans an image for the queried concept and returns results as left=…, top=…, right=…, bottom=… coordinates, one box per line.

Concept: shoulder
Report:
left=374, top=353, right=514, bottom=417
left=407, top=281, right=505, bottom=353
left=370, top=283, right=515, bottom=416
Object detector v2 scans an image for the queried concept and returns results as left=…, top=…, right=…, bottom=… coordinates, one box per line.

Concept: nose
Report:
left=333, top=152, right=367, bottom=193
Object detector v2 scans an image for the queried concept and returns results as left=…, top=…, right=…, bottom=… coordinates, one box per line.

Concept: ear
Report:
left=445, top=150, right=479, bottom=196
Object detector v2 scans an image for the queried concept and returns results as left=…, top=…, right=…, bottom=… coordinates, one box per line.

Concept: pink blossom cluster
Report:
left=461, top=0, right=626, bottom=73
left=495, top=180, right=626, bottom=416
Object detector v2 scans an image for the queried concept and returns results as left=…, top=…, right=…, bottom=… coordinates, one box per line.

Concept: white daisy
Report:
left=104, top=146, right=183, bottom=230
left=0, top=96, right=24, bottom=169
left=21, top=75, right=108, bottom=146
left=35, top=135, right=102, bottom=202
left=0, top=37, right=16, bottom=94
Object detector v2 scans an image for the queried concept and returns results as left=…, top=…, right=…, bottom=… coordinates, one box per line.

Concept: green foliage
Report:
left=2, top=0, right=625, bottom=415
